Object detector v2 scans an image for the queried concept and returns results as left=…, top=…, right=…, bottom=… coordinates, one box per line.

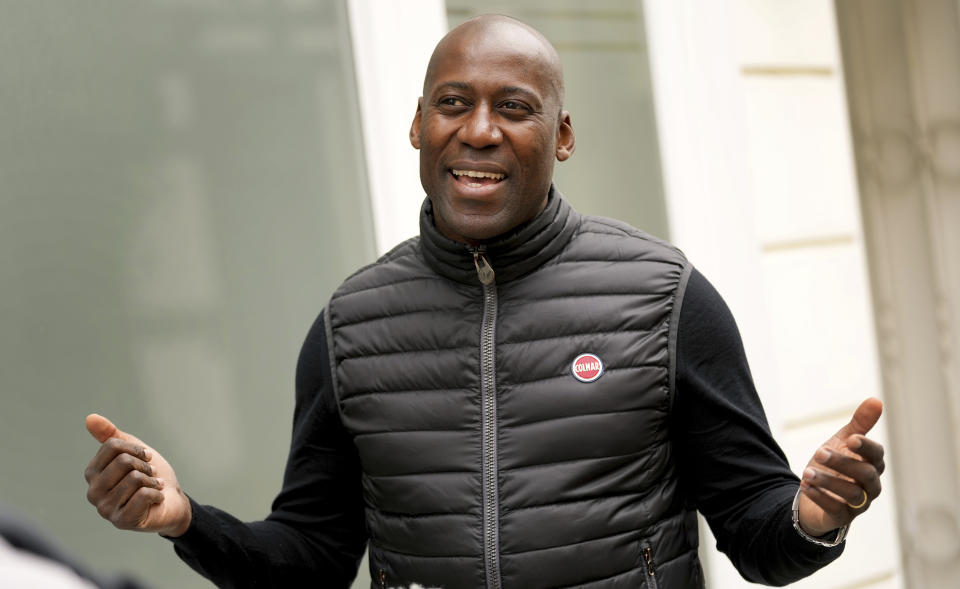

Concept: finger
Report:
left=86, top=450, right=157, bottom=501
left=846, top=435, right=886, bottom=474
left=93, top=469, right=164, bottom=518
left=86, top=414, right=121, bottom=444
left=112, top=487, right=164, bottom=530
left=84, top=438, right=152, bottom=483
left=813, top=447, right=881, bottom=498
left=113, top=469, right=165, bottom=511
left=833, top=397, right=883, bottom=441
left=86, top=414, right=150, bottom=448
left=803, top=466, right=875, bottom=508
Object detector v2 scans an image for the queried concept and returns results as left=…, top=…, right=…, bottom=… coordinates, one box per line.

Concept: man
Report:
left=84, top=15, right=885, bottom=588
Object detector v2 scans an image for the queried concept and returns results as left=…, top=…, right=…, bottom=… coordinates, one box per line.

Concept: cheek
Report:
left=519, top=145, right=556, bottom=180
left=516, top=129, right=556, bottom=165
left=419, top=116, right=455, bottom=147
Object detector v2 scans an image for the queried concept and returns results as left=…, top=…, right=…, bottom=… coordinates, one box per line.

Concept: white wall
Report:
left=644, top=1, right=902, bottom=587
left=837, top=0, right=960, bottom=586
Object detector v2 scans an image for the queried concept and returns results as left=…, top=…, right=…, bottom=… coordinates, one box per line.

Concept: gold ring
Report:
left=847, top=489, right=868, bottom=509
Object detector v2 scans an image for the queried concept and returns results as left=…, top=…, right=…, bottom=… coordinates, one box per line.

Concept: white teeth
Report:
left=452, top=169, right=505, bottom=180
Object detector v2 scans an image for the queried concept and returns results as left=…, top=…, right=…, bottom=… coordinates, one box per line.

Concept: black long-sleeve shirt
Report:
left=168, top=269, right=842, bottom=587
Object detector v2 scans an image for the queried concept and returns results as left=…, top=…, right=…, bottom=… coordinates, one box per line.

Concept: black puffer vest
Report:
left=325, top=188, right=701, bottom=588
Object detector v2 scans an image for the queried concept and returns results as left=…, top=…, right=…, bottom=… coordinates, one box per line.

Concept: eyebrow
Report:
left=433, top=82, right=543, bottom=104
left=435, top=81, right=471, bottom=92
left=501, top=86, right=539, bottom=101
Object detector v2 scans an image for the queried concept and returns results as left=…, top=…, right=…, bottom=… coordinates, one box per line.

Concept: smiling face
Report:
left=410, top=17, right=575, bottom=244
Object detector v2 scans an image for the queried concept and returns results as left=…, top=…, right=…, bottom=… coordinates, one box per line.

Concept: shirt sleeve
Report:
left=672, top=268, right=844, bottom=585
left=167, top=312, right=368, bottom=588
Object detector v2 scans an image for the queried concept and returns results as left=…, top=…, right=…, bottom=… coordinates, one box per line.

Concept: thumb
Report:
left=837, top=397, right=883, bottom=439
left=85, top=413, right=140, bottom=445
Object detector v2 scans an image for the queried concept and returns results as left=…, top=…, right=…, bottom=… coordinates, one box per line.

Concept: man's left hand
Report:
left=797, top=397, right=885, bottom=537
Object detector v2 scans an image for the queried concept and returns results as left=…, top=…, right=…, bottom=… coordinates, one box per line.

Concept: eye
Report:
left=500, top=100, right=529, bottom=111
left=438, top=96, right=468, bottom=107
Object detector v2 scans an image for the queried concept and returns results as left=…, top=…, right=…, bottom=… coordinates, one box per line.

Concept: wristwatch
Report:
left=792, top=487, right=848, bottom=547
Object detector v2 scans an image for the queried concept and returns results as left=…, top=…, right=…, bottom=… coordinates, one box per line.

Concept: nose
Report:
left=457, top=104, right=502, bottom=149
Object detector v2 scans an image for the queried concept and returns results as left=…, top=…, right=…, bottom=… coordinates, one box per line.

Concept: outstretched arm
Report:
left=673, top=269, right=886, bottom=585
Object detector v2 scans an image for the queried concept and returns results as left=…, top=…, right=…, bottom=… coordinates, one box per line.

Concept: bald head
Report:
left=424, top=15, right=565, bottom=110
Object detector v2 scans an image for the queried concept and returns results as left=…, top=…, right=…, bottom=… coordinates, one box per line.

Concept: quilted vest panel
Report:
left=326, top=209, right=701, bottom=589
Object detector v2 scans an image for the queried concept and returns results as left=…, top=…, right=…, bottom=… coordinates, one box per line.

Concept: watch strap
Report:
left=791, top=487, right=848, bottom=547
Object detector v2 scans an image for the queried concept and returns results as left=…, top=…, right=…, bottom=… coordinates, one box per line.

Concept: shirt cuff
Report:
left=160, top=496, right=206, bottom=546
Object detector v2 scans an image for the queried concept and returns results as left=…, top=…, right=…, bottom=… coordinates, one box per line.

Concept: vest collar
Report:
left=419, top=185, right=580, bottom=286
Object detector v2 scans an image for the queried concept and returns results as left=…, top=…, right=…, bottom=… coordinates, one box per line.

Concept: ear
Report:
left=409, top=97, right=423, bottom=149
left=555, top=110, right=575, bottom=161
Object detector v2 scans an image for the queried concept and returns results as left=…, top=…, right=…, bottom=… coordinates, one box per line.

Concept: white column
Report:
left=643, top=1, right=900, bottom=588
left=346, top=0, right=447, bottom=255
left=642, top=0, right=778, bottom=410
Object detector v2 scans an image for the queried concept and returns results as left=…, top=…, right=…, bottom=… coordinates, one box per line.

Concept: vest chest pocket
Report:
left=640, top=542, right=659, bottom=589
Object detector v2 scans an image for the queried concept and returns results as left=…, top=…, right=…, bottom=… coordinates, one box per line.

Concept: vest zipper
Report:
left=473, top=249, right=496, bottom=286
left=473, top=247, right=501, bottom=589
left=642, top=545, right=658, bottom=589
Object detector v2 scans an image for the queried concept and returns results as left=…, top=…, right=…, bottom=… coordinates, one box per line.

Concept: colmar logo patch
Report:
left=571, top=353, right=604, bottom=383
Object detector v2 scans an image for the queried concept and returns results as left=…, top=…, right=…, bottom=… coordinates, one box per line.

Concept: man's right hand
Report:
left=84, top=414, right=192, bottom=537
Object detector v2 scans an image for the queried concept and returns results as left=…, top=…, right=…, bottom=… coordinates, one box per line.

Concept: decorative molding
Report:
left=741, top=65, right=834, bottom=77
left=761, top=234, right=855, bottom=253
left=928, top=119, right=960, bottom=181
left=839, top=0, right=960, bottom=584
left=855, top=121, right=960, bottom=189
left=446, top=7, right=637, bottom=21
left=907, top=503, right=960, bottom=563
left=901, top=0, right=960, bottom=486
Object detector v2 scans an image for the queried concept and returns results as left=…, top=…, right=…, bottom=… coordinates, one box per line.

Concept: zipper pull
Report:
left=472, top=250, right=496, bottom=285
left=379, top=568, right=386, bottom=589
left=643, top=546, right=656, bottom=577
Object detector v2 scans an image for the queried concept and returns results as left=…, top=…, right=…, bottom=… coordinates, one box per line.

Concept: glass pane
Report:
left=446, top=0, right=669, bottom=239
left=0, top=1, right=374, bottom=587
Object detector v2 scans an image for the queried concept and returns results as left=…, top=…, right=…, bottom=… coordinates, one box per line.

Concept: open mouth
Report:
left=450, top=169, right=506, bottom=188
